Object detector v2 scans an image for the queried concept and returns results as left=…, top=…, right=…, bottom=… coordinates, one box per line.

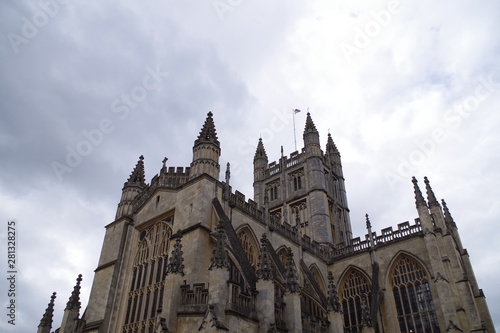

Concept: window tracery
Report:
left=340, top=269, right=371, bottom=333
left=123, top=220, right=172, bottom=333
left=236, top=227, right=259, bottom=270
left=392, top=255, right=440, bottom=333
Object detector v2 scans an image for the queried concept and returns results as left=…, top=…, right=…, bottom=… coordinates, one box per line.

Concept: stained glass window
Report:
left=340, top=269, right=371, bottom=333
left=392, top=255, right=440, bottom=333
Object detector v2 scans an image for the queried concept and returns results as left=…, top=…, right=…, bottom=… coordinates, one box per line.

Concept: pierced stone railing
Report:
left=329, top=218, right=423, bottom=260
left=178, top=283, right=208, bottom=314
left=227, top=282, right=257, bottom=318
left=180, top=283, right=208, bottom=306
left=268, top=215, right=299, bottom=242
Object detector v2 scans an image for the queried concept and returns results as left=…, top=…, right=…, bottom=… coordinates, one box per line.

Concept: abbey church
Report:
left=38, top=112, right=494, bottom=333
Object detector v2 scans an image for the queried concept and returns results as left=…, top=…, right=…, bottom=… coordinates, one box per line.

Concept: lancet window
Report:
left=236, top=227, right=259, bottom=270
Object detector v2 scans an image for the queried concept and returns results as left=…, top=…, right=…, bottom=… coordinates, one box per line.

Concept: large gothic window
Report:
left=123, top=220, right=173, bottom=333
left=340, top=269, right=371, bottom=333
left=391, top=255, right=440, bottom=333
left=236, top=227, right=259, bottom=270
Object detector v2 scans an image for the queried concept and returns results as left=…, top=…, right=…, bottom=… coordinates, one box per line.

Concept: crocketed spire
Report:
left=210, top=221, right=229, bottom=270
left=412, top=177, right=427, bottom=208
left=254, top=138, right=268, bottom=160
left=38, top=292, right=56, bottom=329
left=256, top=233, right=273, bottom=281
left=65, top=274, right=82, bottom=311
left=303, top=112, right=318, bottom=135
left=326, top=133, right=339, bottom=154
left=126, top=155, right=145, bottom=186
left=284, top=248, right=300, bottom=293
left=424, top=176, right=440, bottom=208
left=442, top=199, right=457, bottom=229
left=194, top=111, right=219, bottom=146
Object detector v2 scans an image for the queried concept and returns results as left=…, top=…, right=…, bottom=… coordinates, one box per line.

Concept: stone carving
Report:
left=209, top=221, right=229, bottom=270
left=167, top=231, right=184, bottom=276
left=256, top=233, right=273, bottom=281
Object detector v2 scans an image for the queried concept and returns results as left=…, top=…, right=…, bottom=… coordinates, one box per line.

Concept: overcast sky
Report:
left=1, top=0, right=499, bottom=331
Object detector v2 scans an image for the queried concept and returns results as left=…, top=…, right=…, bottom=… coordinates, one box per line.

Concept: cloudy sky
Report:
left=1, top=0, right=499, bottom=331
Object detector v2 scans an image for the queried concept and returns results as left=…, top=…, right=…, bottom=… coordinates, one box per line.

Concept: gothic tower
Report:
left=253, top=112, right=352, bottom=246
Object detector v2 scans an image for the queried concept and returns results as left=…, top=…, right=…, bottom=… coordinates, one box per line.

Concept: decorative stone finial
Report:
left=195, top=112, right=219, bottom=146
left=303, top=112, right=318, bottom=135
left=256, top=234, right=273, bottom=281
left=65, top=274, right=82, bottom=311
left=326, top=132, right=339, bottom=154
left=365, top=214, right=372, bottom=230
left=284, top=248, right=300, bottom=293
left=209, top=221, right=229, bottom=270
left=125, top=155, right=146, bottom=186
left=412, top=177, right=427, bottom=208
left=254, top=138, right=268, bottom=159
left=326, top=271, right=341, bottom=313
left=442, top=199, right=457, bottom=229
left=167, top=231, right=184, bottom=276
left=424, top=176, right=440, bottom=208
left=38, top=292, right=56, bottom=328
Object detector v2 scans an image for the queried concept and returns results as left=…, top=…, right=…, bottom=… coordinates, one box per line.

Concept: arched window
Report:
left=123, top=220, right=172, bottom=333
left=236, top=227, right=259, bottom=270
left=340, top=268, right=371, bottom=333
left=309, top=265, right=326, bottom=295
left=391, top=255, right=440, bottom=333
left=276, top=247, right=288, bottom=269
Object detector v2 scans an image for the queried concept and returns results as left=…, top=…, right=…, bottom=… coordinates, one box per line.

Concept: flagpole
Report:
left=293, top=109, right=297, bottom=151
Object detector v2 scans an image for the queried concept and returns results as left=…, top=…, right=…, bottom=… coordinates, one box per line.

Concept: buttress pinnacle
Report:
left=256, top=233, right=273, bottom=281
left=412, top=177, right=427, bottom=208
left=65, top=274, right=82, bottom=311
left=38, top=292, right=56, bottom=329
left=210, top=221, right=229, bottom=270
left=424, top=176, right=440, bottom=208
left=442, top=199, right=457, bottom=229
left=284, top=248, right=300, bottom=293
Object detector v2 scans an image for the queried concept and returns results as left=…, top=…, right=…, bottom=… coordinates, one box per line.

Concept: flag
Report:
left=293, top=109, right=301, bottom=114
